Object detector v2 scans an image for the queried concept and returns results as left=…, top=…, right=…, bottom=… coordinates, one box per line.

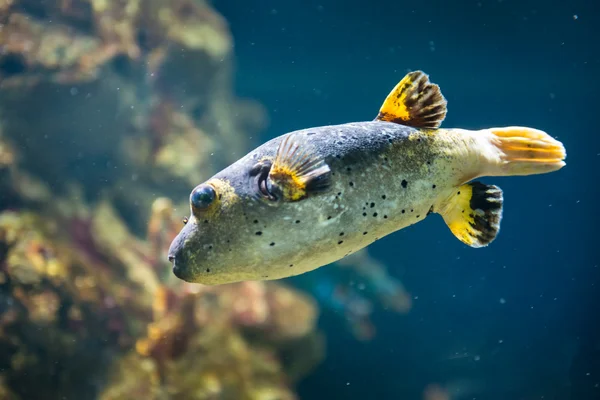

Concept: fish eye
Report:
left=190, top=185, right=216, bottom=211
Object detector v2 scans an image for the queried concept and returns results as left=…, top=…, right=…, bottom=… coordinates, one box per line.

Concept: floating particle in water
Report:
left=474, top=355, right=481, bottom=361
left=429, top=40, right=436, bottom=52
left=573, top=14, right=578, bottom=20
left=499, top=298, right=506, bottom=304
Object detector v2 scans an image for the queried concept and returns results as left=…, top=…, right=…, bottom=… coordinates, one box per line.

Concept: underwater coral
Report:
left=0, top=1, right=323, bottom=399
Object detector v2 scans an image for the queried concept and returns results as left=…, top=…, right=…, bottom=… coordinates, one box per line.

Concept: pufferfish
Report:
left=168, top=71, right=566, bottom=285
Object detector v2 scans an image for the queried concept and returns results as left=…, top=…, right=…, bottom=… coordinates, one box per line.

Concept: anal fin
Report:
left=438, top=181, right=503, bottom=248
left=375, top=70, right=447, bottom=129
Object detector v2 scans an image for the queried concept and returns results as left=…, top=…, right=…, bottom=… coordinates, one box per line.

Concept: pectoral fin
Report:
left=268, top=133, right=332, bottom=201
left=438, top=181, right=503, bottom=248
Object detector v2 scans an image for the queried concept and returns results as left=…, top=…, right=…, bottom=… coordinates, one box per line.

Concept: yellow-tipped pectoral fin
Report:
left=375, top=71, right=448, bottom=129
left=268, top=133, right=332, bottom=201
left=438, top=181, right=504, bottom=248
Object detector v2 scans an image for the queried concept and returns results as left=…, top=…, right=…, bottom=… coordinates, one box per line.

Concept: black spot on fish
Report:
left=427, top=161, right=431, bottom=165
left=432, top=184, right=436, bottom=189
left=289, top=264, right=294, bottom=267
left=327, top=216, right=332, bottom=220
left=336, top=155, right=341, bottom=159
left=208, top=245, right=213, bottom=250
left=339, top=232, right=344, bottom=236
left=401, top=180, right=408, bottom=188
left=373, top=212, right=378, bottom=217
left=370, top=202, right=375, bottom=208
left=206, top=268, right=210, bottom=273
left=384, top=215, right=388, bottom=219
left=338, top=240, right=344, bottom=245
left=337, top=192, right=342, bottom=196
left=204, top=219, right=209, bottom=224
left=382, top=195, right=387, bottom=199
left=270, top=242, right=275, bottom=246
left=295, top=220, right=301, bottom=224
left=427, top=205, right=434, bottom=216
left=255, top=231, right=262, bottom=235
left=347, top=167, right=352, bottom=172
left=307, top=132, right=316, bottom=136
left=416, top=215, right=420, bottom=218
left=458, top=191, right=461, bottom=195
left=402, top=209, right=405, bottom=213
left=411, top=209, right=414, bottom=212
left=349, top=181, right=354, bottom=187
left=253, top=219, right=259, bottom=224
left=363, top=212, right=367, bottom=216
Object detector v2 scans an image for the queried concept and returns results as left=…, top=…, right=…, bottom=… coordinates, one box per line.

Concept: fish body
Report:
left=168, top=71, right=566, bottom=285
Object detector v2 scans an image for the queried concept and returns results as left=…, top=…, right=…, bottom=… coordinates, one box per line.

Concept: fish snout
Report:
left=169, top=251, right=194, bottom=282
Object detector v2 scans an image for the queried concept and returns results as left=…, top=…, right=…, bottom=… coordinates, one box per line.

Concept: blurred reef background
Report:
left=0, top=0, right=598, bottom=399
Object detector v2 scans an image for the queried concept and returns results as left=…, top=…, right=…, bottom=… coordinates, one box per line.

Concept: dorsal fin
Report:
left=375, top=71, right=447, bottom=129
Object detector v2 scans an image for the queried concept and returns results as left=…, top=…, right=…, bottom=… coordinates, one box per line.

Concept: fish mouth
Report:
left=169, top=253, right=195, bottom=282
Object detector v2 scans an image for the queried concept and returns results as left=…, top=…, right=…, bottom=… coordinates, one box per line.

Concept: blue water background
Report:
left=213, top=0, right=599, bottom=399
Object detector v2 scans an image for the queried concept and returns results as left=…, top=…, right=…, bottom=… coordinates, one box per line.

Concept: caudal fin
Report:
left=483, top=127, right=566, bottom=176
left=439, top=181, right=503, bottom=248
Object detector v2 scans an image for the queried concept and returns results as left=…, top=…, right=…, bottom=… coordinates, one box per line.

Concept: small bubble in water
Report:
left=500, top=298, right=506, bottom=304
left=70, top=87, right=78, bottom=96
left=573, top=15, right=578, bottom=20
left=474, top=355, right=481, bottom=361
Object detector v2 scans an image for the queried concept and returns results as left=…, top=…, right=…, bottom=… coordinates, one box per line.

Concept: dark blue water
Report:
left=215, top=1, right=598, bottom=398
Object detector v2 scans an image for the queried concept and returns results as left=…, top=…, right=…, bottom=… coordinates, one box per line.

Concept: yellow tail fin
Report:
left=484, top=127, right=566, bottom=176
